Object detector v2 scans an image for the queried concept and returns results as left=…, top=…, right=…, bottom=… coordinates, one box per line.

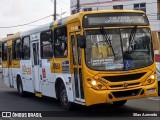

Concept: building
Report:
left=70, top=0, right=160, bottom=52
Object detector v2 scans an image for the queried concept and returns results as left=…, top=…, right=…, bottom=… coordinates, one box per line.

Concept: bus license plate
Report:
left=146, top=88, right=156, bottom=94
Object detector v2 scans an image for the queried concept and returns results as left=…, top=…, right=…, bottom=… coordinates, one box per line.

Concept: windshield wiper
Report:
left=99, top=27, right=115, bottom=56
left=128, top=26, right=137, bottom=51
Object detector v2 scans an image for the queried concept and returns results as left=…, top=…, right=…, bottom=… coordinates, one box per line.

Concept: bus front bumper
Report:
left=84, top=80, right=158, bottom=106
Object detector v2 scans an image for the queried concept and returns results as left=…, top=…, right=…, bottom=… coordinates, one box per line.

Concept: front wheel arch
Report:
left=55, top=78, right=73, bottom=110
left=55, top=78, right=64, bottom=100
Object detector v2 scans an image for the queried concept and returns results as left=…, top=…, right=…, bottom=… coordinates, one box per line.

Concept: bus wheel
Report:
left=113, top=100, right=127, bottom=106
left=17, top=77, right=25, bottom=97
left=59, top=83, right=72, bottom=110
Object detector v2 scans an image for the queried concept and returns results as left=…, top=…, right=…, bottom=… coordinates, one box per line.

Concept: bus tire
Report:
left=17, top=77, right=26, bottom=97
left=59, top=83, right=72, bottom=110
left=113, top=100, right=127, bottom=106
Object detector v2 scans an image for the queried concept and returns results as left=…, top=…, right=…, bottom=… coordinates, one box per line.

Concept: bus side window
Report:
left=22, top=36, right=30, bottom=60
left=13, top=39, right=21, bottom=60
left=54, top=26, right=68, bottom=58
left=40, top=30, right=53, bottom=59
left=2, top=42, right=7, bottom=61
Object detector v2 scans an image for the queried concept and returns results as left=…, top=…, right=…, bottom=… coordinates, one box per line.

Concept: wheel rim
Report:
left=60, top=89, right=68, bottom=106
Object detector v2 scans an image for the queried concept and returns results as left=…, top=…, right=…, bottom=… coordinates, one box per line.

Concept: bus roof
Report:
left=1, top=23, right=52, bottom=42
left=21, top=22, right=52, bottom=36
left=52, top=10, right=145, bottom=27
left=2, top=32, right=20, bottom=42
left=2, top=10, right=145, bottom=42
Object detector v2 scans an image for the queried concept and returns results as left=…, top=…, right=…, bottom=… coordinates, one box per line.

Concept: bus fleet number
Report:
left=52, top=63, right=60, bottom=69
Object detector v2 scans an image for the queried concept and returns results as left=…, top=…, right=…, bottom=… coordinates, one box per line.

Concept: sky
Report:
left=0, top=0, right=70, bottom=38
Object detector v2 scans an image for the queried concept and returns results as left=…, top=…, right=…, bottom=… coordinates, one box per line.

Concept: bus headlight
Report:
left=91, top=80, right=97, bottom=86
left=150, top=75, right=154, bottom=80
left=143, top=73, right=157, bottom=85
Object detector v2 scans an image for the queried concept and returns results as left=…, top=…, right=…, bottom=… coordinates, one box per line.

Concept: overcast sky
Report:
left=0, top=0, right=70, bottom=38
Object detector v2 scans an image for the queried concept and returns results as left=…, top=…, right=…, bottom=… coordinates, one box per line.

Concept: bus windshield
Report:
left=85, top=28, right=153, bottom=71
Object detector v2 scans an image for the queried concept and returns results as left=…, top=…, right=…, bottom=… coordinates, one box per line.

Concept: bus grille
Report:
left=102, top=72, right=146, bottom=82
left=111, top=89, right=141, bottom=98
left=109, top=82, right=140, bottom=88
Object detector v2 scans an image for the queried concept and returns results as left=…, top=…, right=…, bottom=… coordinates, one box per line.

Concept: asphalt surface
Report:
left=0, top=73, right=159, bottom=120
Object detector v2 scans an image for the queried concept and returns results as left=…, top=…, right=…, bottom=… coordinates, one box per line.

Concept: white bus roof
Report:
left=21, top=22, right=52, bottom=37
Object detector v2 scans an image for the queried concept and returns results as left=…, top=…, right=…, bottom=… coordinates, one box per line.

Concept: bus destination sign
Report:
left=104, top=16, right=144, bottom=24
left=83, top=12, right=149, bottom=27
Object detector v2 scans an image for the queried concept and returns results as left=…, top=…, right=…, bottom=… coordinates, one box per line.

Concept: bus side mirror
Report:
left=77, top=35, right=86, bottom=48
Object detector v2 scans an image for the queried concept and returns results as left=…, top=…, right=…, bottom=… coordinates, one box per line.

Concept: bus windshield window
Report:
left=85, top=29, right=123, bottom=70
left=122, top=28, right=153, bottom=69
left=85, top=28, right=153, bottom=71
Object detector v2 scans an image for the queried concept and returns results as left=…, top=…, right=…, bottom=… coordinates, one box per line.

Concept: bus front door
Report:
left=31, top=41, right=41, bottom=94
left=8, top=47, right=13, bottom=87
left=4, top=47, right=12, bottom=87
left=70, top=32, right=85, bottom=103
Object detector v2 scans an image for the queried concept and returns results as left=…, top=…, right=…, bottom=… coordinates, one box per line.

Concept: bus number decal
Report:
left=52, top=63, right=60, bottom=69
left=71, top=26, right=79, bottom=31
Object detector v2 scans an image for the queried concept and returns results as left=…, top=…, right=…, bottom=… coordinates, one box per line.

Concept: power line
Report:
left=1, top=0, right=159, bottom=29
left=0, top=0, right=69, bottom=29
left=0, top=13, right=157, bottom=29
left=27, top=25, right=43, bottom=27
left=0, top=14, right=53, bottom=29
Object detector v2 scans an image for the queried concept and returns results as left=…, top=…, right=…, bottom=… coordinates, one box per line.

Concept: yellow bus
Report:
left=2, top=10, right=158, bottom=110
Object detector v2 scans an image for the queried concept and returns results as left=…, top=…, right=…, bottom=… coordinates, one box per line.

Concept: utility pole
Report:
left=77, top=0, right=80, bottom=13
left=54, top=0, right=56, bottom=21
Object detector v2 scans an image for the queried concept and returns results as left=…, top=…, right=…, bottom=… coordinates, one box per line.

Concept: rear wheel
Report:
left=17, top=77, right=26, bottom=97
left=113, top=100, right=127, bottom=106
left=59, top=83, right=72, bottom=110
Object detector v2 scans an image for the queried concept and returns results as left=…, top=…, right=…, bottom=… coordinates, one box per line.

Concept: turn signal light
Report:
left=147, top=79, right=152, bottom=84
left=98, top=84, right=103, bottom=89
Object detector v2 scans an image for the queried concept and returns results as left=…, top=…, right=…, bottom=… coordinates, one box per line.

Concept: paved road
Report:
left=0, top=74, right=159, bottom=120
